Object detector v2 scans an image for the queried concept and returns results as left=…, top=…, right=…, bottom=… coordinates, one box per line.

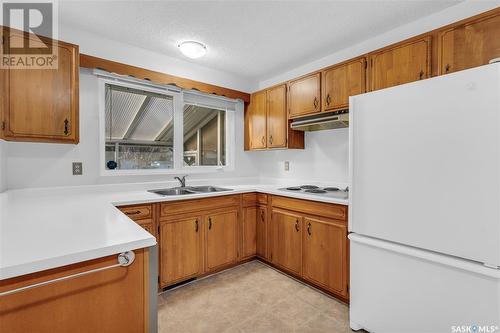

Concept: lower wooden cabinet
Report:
left=303, top=217, right=348, bottom=297
left=270, top=209, right=303, bottom=275
left=242, top=206, right=258, bottom=258
left=160, top=216, right=201, bottom=286
left=256, top=205, right=268, bottom=259
left=206, top=210, right=239, bottom=271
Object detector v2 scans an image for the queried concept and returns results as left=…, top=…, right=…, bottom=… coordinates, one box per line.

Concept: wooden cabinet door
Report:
left=242, top=206, right=257, bottom=258
left=439, top=13, right=500, bottom=75
left=160, top=217, right=201, bottom=286
left=206, top=209, right=238, bottom=271
left=266, top=84, right=287, bottom=148
left=303, top=217, right=348, bottom=297
left=3, top=29, right=79, bottom=143
left=256, top=205, right=267, bottom=259
left=369, top=37, right=431, bottom=91
left=322, top=58, right=366, bottom=112
left=248, top=90, right=267, bottom=149
left=288, top=73, right=321, bottom=118
left=270, top=209, right=302, bottom=275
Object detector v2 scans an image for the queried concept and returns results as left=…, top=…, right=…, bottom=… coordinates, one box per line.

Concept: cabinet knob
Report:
left=63, top=118, right=69, bottom=135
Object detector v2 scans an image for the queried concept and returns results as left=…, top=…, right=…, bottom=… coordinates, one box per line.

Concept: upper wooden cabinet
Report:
left=1, top=29, right=79, bottom=143
left=439, top=12, right=500, bottom=75
left=369, top=36, right=431, bottom=91
left=247, top=90, right=267, bottom=149
left=245, top=84, right=304, bottom=151
left=288, top=72, right=321, bottom=118
left=322, top=57, right=366, bottom=112
left=266, top=84, right=287, bottom=148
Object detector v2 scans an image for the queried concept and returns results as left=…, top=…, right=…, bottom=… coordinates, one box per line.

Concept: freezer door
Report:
left=349, top=234, right=500, bottom=333
left=349, top=63, right=500, bottom=266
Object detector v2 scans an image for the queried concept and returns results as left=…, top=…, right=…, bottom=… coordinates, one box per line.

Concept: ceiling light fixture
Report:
left=178, top=41, right=207, bottom=59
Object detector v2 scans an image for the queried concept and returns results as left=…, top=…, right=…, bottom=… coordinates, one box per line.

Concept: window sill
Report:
left=100, top=166, right=233, bottom=177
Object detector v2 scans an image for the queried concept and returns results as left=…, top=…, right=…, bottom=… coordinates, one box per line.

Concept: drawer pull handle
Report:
left=313, top=97, right=318, bottom=109
left=125, top=210, right=141, bottom=215
left=295, top=219, right=300, bottom=232
left=195, top=219, right=199, bottom=232
left=208, top=217, right=212, bottom=230
left=261, top=136, right=265, bottom=146
left=0, top=251, right=135, bottom=297
left=326, top=94, right=331, bottom=106
left=269, top=135, right=273, bottom=145
left=307, top=222, right=312, bottom=236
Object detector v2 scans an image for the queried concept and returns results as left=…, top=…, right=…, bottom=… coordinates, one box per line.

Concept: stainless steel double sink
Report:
left=148, top=186, right=232, bottom=196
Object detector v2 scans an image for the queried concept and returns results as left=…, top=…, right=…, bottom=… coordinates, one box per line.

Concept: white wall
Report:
left=0, top=140, right=7, bottom=192
left=253, top=129, right=349, bottom=186
left=5, top=69, right=260, bottom=189
left=259, top=1, right=500, bottom=88
left=59, top=25, right=257, bottom=93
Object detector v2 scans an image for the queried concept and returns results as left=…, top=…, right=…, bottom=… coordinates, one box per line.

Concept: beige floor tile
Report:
left=157, top=260, right=352, bottom=333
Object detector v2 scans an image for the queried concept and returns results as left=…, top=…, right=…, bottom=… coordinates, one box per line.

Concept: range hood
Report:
left=290, top=110, right=349, bottom=131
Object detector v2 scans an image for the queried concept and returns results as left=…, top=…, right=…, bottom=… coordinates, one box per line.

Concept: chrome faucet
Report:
left=174, top=175, right=187, bottom=187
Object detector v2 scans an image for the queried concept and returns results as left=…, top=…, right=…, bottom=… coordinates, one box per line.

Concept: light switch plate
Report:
left=284, top=161, right=290, bottom=171
left=72, top=162, right=83, bottom=175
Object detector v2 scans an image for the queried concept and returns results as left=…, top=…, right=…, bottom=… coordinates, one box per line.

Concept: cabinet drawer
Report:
left=118, top=204, right=153, bottom=221
left=257, top=193, right=268, bottom=205
left=271, top=195, right=347, bottom=221
left=160, top=195, right=240, bottom=218
left=242, top=193, right=258, bottom=207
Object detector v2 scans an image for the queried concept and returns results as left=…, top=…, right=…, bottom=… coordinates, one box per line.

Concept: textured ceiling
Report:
left=59, top=0, right=461, bottom=81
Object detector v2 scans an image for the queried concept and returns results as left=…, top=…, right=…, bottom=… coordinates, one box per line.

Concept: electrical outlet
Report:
left=284, top=161, right=290, bottom=171
left=72, top=162, right=83, bottom=175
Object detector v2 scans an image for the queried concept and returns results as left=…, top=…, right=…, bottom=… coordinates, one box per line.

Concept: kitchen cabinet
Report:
left=369, top=36, right=431, bottom=91
left=0, top=249, right=151, bottom=333
left=242, top=206, right=257, bottom=258
left=256, top=205, right=268, bottom=259
left=160, top=216, right=202, bottom=286
left=439, top=12, right=500, bottom=75
left=1, top=28, right=79, bottom=143
left=247, top=90, right=267, bottom=149
left=270, top=209, right=302, bottom=275
left=322, top=57, right=366, bottom=112
left=288, top=72, right=321, bottom=118
left=303, top=217, right=348, bottom=297
left=206, top=209, right=239, bottom=271
left=245, top=84, right=304, bottom=151
left=266, top=84, right=287, bottom=148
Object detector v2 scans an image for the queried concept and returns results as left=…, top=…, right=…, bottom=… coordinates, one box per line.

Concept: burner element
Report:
left=305, top=189, right=327, bottom=194
left=300, top=185, right=319, bottom=190
left=285, top=187, right=301, bottom=191
left=323, top=187, right=340, bottom=191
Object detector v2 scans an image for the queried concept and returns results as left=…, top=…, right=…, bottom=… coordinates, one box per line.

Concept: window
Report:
left=104, top=83, right=174, bottom=170
left=99, top=74, right=236, bottom=175
left=183, top=105, right=226, bottom=166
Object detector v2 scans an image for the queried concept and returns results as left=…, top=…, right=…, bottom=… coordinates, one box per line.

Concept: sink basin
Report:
left=148, top=187, right=197, bottom=196
left=187, top=186, right=232, bottom=193
left=148, top=186, right=232, bottom=196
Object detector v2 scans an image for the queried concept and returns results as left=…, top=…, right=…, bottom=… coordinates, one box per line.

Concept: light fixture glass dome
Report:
left=178, top=41, right=207, bottom=59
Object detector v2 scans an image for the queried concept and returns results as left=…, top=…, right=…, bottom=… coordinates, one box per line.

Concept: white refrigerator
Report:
left=349, top=63, right=500, bottom=333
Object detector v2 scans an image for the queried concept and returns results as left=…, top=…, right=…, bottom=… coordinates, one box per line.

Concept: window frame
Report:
left=98, top=77, right=235, bottom=176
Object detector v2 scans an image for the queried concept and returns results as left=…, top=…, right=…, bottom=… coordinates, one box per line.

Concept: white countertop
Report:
left=0, top=181, right=348, bottom=280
